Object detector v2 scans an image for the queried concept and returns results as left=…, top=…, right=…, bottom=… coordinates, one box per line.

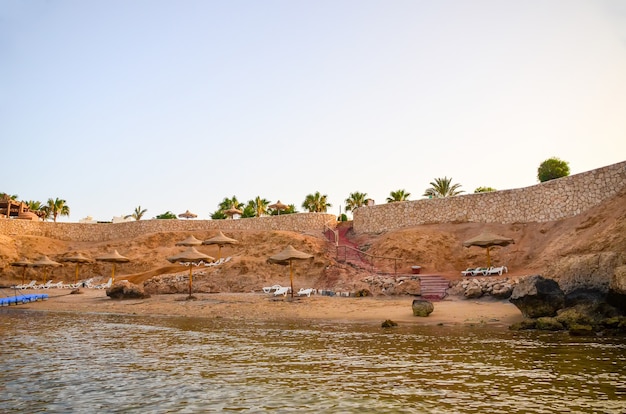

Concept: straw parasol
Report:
left=202, top=231, right=238, bottom=260
left=175, top=235, right=203, bottom=246
left=268, top=245, right=313, bottom=298
left=95, top=250, right=130, bottom=284
left=463, top=232, right=514, bottom=267
left=269, top=200, right=288, bottom=215
left=60, top=252, right=94, bottom=285
left=167, top=247, right=215, bottom=298
left=32, top=255, right=62, bottom=284
left=224, top=207, right=243, bottom=219
left=178, top=210, right=198, bottom=219
left=10, top=258, right=34, bottom=285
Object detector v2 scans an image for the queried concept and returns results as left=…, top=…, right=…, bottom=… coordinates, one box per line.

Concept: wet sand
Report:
left=2, top=287, right=524, bottom=327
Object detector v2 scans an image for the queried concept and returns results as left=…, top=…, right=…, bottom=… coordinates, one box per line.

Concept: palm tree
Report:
left=219, top=196, right=242, bottom=212
left=0, top=193, right=18, bottom=200
left=386, top=189, right=411, bottom=203
left=125, top=205, right=147, bottom=221
left=344, top=191, right=368, bottom=212
left=302, top=191, right=331, bottom=213
left=46, top=197, right=70, bottom=222
left=423, top=177, right=464, bottom=198
left=25, top=200, right=47, bottom=220
left=247, top=196, right=270, bottom=217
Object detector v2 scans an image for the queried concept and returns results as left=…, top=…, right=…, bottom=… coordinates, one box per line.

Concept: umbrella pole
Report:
left=189, top=266, right=193, bottom=297
left=486, top=247, right=491, bottom=268
left=75, top=264, right=79, bottom=285
left=289, top=260, right=294, bottom=299
left=21, top=267, right=26, bottom=285
left=218, top=246, right=222, bottom=261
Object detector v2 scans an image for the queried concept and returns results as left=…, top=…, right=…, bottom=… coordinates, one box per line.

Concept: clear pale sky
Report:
left=2, top=0, right=625, bottom=222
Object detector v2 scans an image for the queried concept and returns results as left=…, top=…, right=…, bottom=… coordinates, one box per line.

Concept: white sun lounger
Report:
left=273, top=286, right=291, bottom=296
left=297, top=288, right=315, bottom=297
left=262, top=284, right=282, bottom=294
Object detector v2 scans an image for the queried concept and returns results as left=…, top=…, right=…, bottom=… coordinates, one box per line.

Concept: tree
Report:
left=125, top=205, right=147, bottom=221
left=537, top=157, right=570, bottom=182
left=25, top=200, right=47, bottom=220
left=46, top=198, right=70, bottom=222
left=302, top=191, right=331, bottom=213
left=219, top=196, right=242, bottom=212
left=423, top=177, right=464, bottom=198
left=344, top=191, right=368, bottom=212
left=386, top=189, right=411, bottom=203
left=474, top=187, right=496, bottom=193
left=156, top=211, right=177, bottom=219
left=247, top=196, right=270, bottom=217
left=0, top=193, right=18, bottom=200
left=210, top=210, right=227, bottom=220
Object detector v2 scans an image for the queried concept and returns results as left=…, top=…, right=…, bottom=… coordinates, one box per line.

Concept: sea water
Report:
left=0, top=310, right=624, bottom=413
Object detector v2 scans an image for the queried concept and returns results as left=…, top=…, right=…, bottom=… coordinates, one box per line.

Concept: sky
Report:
left=1, top=0, right=625, bottom=222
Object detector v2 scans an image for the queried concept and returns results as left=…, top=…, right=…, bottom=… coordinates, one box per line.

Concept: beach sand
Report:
left=4, top=288, right=525, bottom=327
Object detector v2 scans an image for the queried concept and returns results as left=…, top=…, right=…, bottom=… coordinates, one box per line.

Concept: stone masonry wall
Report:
left=0, top=213, right=337, bottom=242
left=354, top=161, right=626, bottom=234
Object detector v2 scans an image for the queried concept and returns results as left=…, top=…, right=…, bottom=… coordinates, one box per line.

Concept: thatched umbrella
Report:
left=10, top=258, right=34, bottom=285
left=178, top=210, right=198, bottom=219
left=95, top=250, right=130, bottom=284
left=224, top=207, right=243, bottom=219
left=32, top=256, right=61, bottom=284
left=175, top=235, right=203, bottom=247
left=60, top=252, right=94, bottom=285
left=167, top=247, right=215, bottom=298
left=463, top=232, right=514, bottom=267
left=268, top=245, right=313, bottom=298
left=269, top=200, right=288, bottom=215
left=202, top=231, right=238, bottom=260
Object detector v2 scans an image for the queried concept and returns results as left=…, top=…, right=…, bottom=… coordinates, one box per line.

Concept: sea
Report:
left=1, top=310, right=625, bottom=413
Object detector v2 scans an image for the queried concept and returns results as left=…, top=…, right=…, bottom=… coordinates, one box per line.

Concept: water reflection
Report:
left=1, top=310, right=624, bottom=413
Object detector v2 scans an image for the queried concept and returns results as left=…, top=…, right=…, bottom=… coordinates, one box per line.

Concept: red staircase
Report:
left=325, top=222, right=449, bottom=300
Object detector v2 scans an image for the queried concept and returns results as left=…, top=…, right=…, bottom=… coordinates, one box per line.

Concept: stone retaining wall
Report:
left=0, top=213, right=337, bottom=242
left=354, top=161, right=626, bottom=234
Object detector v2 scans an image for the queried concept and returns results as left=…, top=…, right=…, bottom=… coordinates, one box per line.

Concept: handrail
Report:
left=323, top=219, right=338, bottom=246
left=336, top=245, right=405, bottom=274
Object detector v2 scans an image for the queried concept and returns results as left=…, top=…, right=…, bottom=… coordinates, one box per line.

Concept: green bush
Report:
left=537, top=157, right=570, bottom=182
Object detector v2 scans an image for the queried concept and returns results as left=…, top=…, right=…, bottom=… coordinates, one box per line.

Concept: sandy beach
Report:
left=2, top=287, right=525, bottom=327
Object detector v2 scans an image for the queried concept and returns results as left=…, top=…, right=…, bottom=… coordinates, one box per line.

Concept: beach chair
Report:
left=273, top=286, right=290, bottom=296
left=94, top=278, right=113, bottom=289
left=461, top=268, right=476, bottom=276
left=297, top=288, right=315, bottom=297
left=15, top=280, right=37, bottom=290
left=471, top=267, right=490, bottom=276
left=486, top=266, right=508, bottom=276
left=262, top=284, right=281, bottom=294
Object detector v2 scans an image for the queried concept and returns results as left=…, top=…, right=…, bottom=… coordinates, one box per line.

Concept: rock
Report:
left=355, top=289, right=372, bottom=297
left=509, top=275, right=565, bottom=318
left=535, top=317, right=565, bottom=331
left=556, top=305, right=596, bottom=329
left=464, top=284, right=484, bottom=299
left=381, top=319, right=398, bottom=328
left=412, top=299, right=434, bottom=317
left=106, top=280, right=151, bottom=300
left=569, top=324, right=595, bottom=336
left=393, top=280, right=421, bottom=296
left=509, top=318, right=537, bottom=330
left=608, top=265, right=626, bottom=312
left=491, top=283, right=513, bottom=299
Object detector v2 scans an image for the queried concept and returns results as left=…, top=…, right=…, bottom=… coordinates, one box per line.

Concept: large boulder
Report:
left=608, top=265, right=626, bottom=312
left=106, top=280, right=151, bottom=300
left=509, top=275, right=565, bottom=318
left=412, top=299, right=434, bottom=317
